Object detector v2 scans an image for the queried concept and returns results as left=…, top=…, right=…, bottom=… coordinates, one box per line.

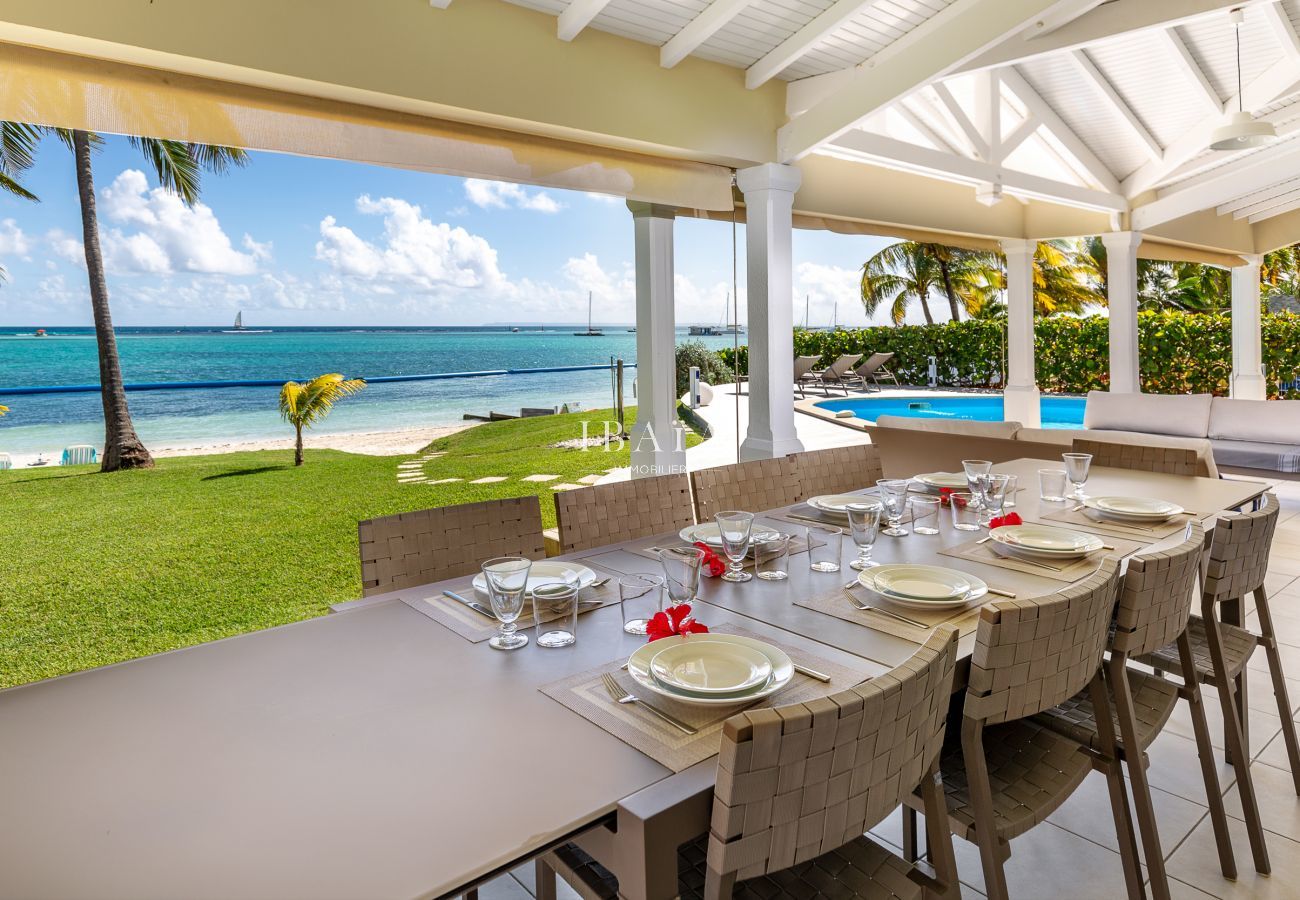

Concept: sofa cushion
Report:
left=1210, top=439, right=1300, bottom=473
left=1016, top=427, right=1219, bottom=478
left=1209, top=397, right=1300, bottom=444
left=873, top=414, right=1021, bottom=439
left=1083, top=391, right=1213, bottom=439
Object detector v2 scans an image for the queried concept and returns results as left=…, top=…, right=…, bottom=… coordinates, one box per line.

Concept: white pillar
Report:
left=1102, top=231, right=1142, bottom=393
left=628, top=201, right=686, bottom=477
left=1231, top=254, right=1266, bottom=401
left=1000, top=239, right=1040, bottom=427
left=737, top=163, right=804, bottom=461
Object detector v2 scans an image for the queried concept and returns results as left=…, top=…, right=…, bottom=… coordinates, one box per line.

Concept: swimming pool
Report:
left=815, top=394, right=1086, bottom=428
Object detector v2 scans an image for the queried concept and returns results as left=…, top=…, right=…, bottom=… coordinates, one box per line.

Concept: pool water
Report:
left=815, top=394, right=1086, bottom=428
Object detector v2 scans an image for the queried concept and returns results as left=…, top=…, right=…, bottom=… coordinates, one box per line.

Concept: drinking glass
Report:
left=1062, top=452, right=1092, bottom=500
left=962, top=460, right=993, bottom=509
left=982, top=474, right=1012, bottom=522
left=909, top=495, right=941, bottom=535
left=876, top=479, right=911, bottom=537
left=715, top=510, right=754, bottom=583
left=846, top=502, right=882, bottom=570
left=1002, top=473, right=1020, bottom=508
left=1038, top=468, right=1068, bottom=502
left=754, top=534, right=791, bottom=581
left=533, top=579, right=578, bottom=648
left=658, top=546, right=705, bottom=606
left=481, top=556, right=532, bottom=651
left=806, top=526, right=842, bottom=574
left=950, top=492, right=981, bottom=531
left=618, top=573, right=665, bottom=635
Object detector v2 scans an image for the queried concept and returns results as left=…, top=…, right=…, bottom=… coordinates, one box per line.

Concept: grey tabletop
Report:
left=0, top=459, right=1269, bottom=899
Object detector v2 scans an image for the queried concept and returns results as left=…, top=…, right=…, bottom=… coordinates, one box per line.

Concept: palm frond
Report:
left=0, top=404, right=8, bottom=416
left=131, top=138, right=202, bottom=205
left=279, top=374, right=365, bottom=430
left=0, top=171, right=37, bottom=201
left=0, top=122, right=43, bottom=174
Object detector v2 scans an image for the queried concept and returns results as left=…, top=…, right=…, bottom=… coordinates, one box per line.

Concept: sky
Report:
left=0, top=135, right=925, bottom=329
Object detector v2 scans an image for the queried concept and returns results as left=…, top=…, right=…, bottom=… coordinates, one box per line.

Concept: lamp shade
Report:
left=1210, top=111, right=1278, bottom=151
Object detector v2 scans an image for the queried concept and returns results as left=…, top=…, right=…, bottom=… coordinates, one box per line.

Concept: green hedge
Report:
left=717, top=312, right=1300, bottom=398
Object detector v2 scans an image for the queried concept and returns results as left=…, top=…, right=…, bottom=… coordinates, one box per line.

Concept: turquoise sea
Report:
left=0, top=326, right=741, bottom=456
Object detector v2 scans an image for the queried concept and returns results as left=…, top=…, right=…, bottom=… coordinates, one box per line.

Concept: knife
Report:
left=443, top=590, right=497, bottom=619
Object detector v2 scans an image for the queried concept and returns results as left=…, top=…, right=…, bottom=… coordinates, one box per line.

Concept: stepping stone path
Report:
left=395, top=448, right=609, bottom=491
left=470, top=476, right=509, bottom=484
left=578, top=474, right=604, bottom=485
left=551, top=483, right=585, bottom=492
left=522, top=474, right=561, bottom=482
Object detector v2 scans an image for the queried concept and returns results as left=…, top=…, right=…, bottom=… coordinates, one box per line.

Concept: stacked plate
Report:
left=806, top=494, right=880, bottom=522
left=680, top=523, right=782, bottom=549
left=1082, top=496, right=1183, bottom=524
left=988, top=524, right=1103, bottom=561
left=627, top=634, right=794, bottom=707
left=857, top=564, right=987, bottom=610
left=911, top=472, right=969, bottom=494
left=471, top=560, right=597, bottom=597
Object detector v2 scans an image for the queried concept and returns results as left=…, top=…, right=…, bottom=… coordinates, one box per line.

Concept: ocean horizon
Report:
left=0, top=325, right=741, bottom=456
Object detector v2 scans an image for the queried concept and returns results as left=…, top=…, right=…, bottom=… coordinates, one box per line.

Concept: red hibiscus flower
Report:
left=988, top=512, right=1023, bottom=529
left=692, top=541, right=727, bottom=578
left=646, top=603, right=710, bottom=642
left=939, top=487, right=967, bottom=509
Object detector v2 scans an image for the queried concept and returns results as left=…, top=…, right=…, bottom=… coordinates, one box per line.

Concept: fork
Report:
left=841, top=583, right=928, bottom=629
left=600, top=673, right=697, bottom=735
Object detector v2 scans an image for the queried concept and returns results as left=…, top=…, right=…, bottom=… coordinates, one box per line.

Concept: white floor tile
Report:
left=1167, top=814, right=1300, bottom=899
left=1223, top=760, right=1300, bottom=843
left=1145, top=730, right=1238, bottom=804
left=1047, top=769, right=1208, bottom=857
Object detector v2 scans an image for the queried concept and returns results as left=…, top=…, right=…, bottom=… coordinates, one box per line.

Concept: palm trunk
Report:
left=294, top=423, right=304, bottom=466
left=918, top=294, right=935, bottom=325
left=938, top=258, right=961, bottom=322
left=73, top=130, right=153, bottom=472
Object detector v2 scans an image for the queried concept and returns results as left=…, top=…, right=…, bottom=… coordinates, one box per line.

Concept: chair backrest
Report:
left=793, top=356, right=821, bottom=379
left=824, top=354, right=863, bottom=377
left=869, top=425, right=1061, bottom=478
left=1071, top=437, right=1201, bottom=477
left=708, top=626, right=959, bottom=880
left=856, top=351, right=894, bottom=375
left=690, top=456, right=801, bottom=521
left=1203, top=492, right=1279, bottom=603
left=965, top=558, right=1120, bottom=725
left=357, top=496, right=546, bottom=596
left=1111, top=522, right=1205, bottom=656
left=61, top=445, right=97, bottom=466
left=554, top=473, right=694, bottom=553
left=0, top=453, right=10, bottom=471
left=796, top=444, right=884, bottom=499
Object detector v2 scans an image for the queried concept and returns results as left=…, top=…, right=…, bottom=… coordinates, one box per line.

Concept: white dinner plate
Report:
left=857, top=564, right=987, bottom=610
left=912, top=472, right=969, bottom=492
left=1084, top=496, right=1183, bottom=522
left=628, top=634, right=794, bottom=707
left=808, top=494, right=880, bottom=517
left=649, top=639, right=773, bottom=695
left=989, top=525, right=1103, bottom=559
left=679, top=523, right=782, bottom=548
left=472, top=560, right=597, bottom=597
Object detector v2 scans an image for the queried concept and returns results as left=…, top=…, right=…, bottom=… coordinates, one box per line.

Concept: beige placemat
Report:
left=794, top=583, right=986, bottom=644
left=937, top=534, right=1142, bottom=583
left=538, top=624, right=875, bottom=773
left=1036, top=505, right=1194, bottom=542
left=401, top=563, right=621, bottom=643
left=627, top=530, right=814, bottom=563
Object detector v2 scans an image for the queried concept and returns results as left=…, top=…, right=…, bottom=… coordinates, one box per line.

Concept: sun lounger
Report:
left=60, top=445, right=97, bottom=466
left=813, top=353, right=865, bottom=394
left=793, top=355, right=822, bottom=398
left=0, top=453, right=10, bottom=471
left=854, top=351, right=899, bottom=391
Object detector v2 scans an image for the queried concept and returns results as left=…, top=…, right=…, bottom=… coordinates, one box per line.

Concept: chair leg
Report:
left=465, top=891, right=479, bottom=900
left=1254, top=586, right=1300, bottom=793
left=902, top=806, right=920, bottom=862
left=535, top=859, right=557, bottom=900
left=961, top=718, right=1011, bottom=900
left=1179, top=633, right=1237, bottom=879
left=1107, top=658, right=1169, bottom=900
left=1090, top=670, right=1146, bottom=900
left=702, top=866, right=736, bottom=900
left=920, top=763, right=960, bottom=898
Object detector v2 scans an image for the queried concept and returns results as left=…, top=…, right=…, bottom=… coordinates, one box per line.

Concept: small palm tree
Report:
left=861, top=242, right=944, bottom=324
left=0, top=405, right=8, bottom=417
left=278, top=374, right=365, bottom=467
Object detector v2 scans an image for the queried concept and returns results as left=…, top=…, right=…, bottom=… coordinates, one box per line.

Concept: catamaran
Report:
left=222, top=311, right=271, bottom=334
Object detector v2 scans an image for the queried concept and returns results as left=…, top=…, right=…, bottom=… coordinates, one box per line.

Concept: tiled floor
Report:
left=481, top=480, right=1300, bottom=900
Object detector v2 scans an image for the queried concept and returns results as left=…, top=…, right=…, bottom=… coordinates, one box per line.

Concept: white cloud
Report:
left=96, top=169, right=266, bottom=275
left=46, top=229, right=84, bottom=265
left=0, top=218, right=30, bottom=256
left=584, top=192, right=623, bottom=205
left=464, top=178, right=562, bottom=213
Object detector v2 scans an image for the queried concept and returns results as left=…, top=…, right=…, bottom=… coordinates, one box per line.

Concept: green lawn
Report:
left=0, top=408, right=689, bottom=689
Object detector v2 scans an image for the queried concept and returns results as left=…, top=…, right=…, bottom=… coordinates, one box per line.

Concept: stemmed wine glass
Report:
left=480, top=557, right=532, bottom=651
left=845, top=502, right=882, bottom=571
left=962, top=460, right=993, bottom=511
left=876, top=479, right=911, bottom=537
left=658, top=546, right=706, bottom=605
left=1062, top=452, right=1092, bottom=500
left=715, top=510, right=754, bottom=583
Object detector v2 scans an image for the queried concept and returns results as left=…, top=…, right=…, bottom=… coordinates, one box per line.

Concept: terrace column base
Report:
left=1003, top=384, right=1041, bottom=427
left=738, top=163, right=804, bottom=461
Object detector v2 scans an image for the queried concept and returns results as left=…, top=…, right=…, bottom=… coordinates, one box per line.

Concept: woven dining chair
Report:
left=541, top=627, right=963, bottom=900
left=1135, top=492, right=1292, bottom=876
left=554, top=473, right=695, bottom=553
left=357, top=496, right=546, bottom=596
left=690, top=456, right=801, bottom=521
left=1031, top=523, right=1239, bottom=896
left=1070, top=437, right=1202, bottom=477
left=907, top=559, right=1138, bottom=900
left=795, top=444, right=885, bottom=499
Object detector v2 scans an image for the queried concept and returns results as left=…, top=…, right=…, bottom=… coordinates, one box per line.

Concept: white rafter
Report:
left=1263, top=1, right=1300, bottom=63
left=1218, top=176, right=1300, bottom=214
left=895, top=100, right=966, bottom=155
left=1066, top=49, right=1163, bottom=161
left=1155, top=28, right=1223, bottom=116
left=660, top=0, right=753, bottom=68
left=999, top=66, right=1121, bottom=193
left=1249, top=193, right=1300, bottom=222
left=746, top=0, right=884, bottom=90
left=1001, top=115, right=1041, bottom=157
left=556, top=0, right=613, bottom=41
left=974, top=70, right=1002, bottom=161
left=910, top=90, right=982, bottom=157
left=932, top=82, right=990, bottom=159
left=1232, top=184, right=1300, bottom=219
left=1132, top=137, right=1300, bottom=228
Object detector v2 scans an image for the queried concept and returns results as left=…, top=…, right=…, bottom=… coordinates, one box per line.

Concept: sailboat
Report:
left=222, top=311, right=271, bottom=334
left=573, top=292, right=603, bottom=336
left=688, top=293, right=744, bottom=336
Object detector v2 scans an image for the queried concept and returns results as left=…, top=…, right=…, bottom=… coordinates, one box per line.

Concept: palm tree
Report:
left=1032, top=240, right=1105, bottom=315
left=0, top=405, right=8, bottom=417
left=0, top=123, right=247, bottom=472
left=279, top=374, right=366, bottom=467
left=861, top=242, right=944, bottom=324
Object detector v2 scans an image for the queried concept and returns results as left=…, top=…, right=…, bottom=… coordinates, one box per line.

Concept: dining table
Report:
left=0, top=459, right=1271, bottom=900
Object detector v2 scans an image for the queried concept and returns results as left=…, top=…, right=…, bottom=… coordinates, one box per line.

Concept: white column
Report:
left=1231, top=254, right=1266, bottom=401
left=1102, top=231, right=1142, bottom=393
left=628, top=201, right=686, bottom=477
left=1000, top=239, right=1040, bottom=427
left=737, top=163, right=804, bottom=461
